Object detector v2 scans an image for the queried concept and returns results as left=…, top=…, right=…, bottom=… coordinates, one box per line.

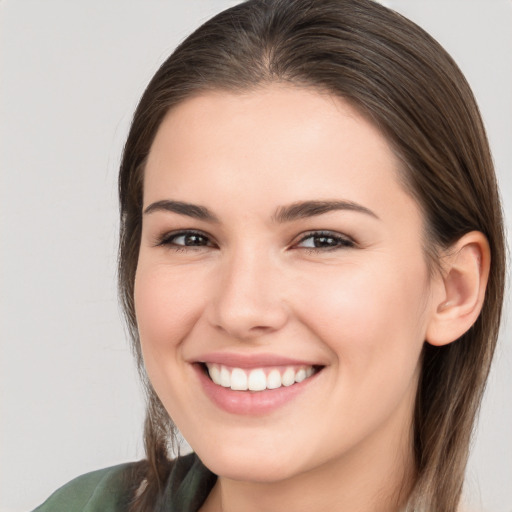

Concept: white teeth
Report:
left=206, top=363, right=317, bottom=392
left=248, top=369, right=267, bottom=391
left=209, top=365, right=221, bottom=385
left=220, top=366, right=231, bottom=387
left=295, top=368, right=307, bottom=383
left=281, top=367, right=295, bottom=387
left=230, top=368, right=248, bottom=390
left=267, top=369, right=282, bottom=389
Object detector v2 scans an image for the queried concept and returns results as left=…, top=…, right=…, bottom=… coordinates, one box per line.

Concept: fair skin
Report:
left=134, top=86, right=489, bottom=512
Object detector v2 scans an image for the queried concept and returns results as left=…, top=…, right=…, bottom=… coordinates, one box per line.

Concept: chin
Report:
left=196, top=444, right=307, bottom=483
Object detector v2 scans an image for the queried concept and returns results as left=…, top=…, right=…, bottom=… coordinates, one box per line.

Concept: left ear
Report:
left=425, top=231, right=490, bottom=347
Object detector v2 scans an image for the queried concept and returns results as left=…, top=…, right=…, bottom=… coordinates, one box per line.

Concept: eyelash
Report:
left=155, top=230, right=355, bottom=252
left=156, top=230, right=215, bottom=250
left=295, top=231, right=356, bottom=251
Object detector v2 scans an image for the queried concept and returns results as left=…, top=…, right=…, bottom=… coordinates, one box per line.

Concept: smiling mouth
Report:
left=201, top=363, right=322, bottom=392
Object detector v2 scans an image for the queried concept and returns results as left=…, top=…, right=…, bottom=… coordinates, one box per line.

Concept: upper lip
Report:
left=193, top=352, right=323, bottom=368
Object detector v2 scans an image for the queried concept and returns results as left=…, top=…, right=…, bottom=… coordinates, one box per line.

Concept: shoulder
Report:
left=32, top=453, right=216, bottom=512
left=32, top=462, right=139, bottom=512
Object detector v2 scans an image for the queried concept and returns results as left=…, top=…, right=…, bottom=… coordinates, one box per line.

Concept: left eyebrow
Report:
left=143, top=199, right=219, bottom=222
left=272, top=200, right=379, bottom=223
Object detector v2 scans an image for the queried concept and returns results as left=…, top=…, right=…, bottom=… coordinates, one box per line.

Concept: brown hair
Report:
left=118, top=0, right=505, bottom=510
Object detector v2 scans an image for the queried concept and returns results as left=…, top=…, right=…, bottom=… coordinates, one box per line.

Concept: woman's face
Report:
left=135, top=86, right=438, bottom=483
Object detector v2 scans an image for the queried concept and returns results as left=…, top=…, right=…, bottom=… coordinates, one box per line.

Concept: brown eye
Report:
left=296, top=232, right=355, bottom=250
left=159, top=230, right=214, bottom=248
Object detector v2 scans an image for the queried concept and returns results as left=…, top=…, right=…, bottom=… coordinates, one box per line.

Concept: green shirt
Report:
left=32, top=453, right=217, bottom=512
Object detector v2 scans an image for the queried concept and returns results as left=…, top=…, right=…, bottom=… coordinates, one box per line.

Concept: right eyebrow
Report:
left=143, top=200, right=220, bottom=223
left=272, top=199, right=379, bottom=223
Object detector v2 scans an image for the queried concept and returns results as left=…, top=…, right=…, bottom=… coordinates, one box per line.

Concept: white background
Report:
left=1, top=1, right=511, bottom=511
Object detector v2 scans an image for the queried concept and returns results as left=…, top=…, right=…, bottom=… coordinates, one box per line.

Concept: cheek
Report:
left=134, top=265, right=206, bottom=361
left=295, top=257, right=429, bottom=377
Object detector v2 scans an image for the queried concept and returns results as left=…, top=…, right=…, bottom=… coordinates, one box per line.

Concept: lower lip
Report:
left=194, top=364, right=320, bottom=416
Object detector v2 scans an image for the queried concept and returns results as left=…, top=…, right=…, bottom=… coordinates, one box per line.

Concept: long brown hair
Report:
left=118, top=0, right=506, bottom=510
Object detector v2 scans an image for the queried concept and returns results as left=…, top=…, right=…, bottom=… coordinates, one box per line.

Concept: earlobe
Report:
left=425, top=231, right=490, bottom=347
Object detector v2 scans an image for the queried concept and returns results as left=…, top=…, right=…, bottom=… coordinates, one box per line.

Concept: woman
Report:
left=34, top=0, right=505, bottom=510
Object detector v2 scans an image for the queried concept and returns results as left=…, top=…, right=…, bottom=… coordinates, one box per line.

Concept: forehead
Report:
left=149, top=86, right=393, bottom=165
left=143, top=85, right=416, bottom=223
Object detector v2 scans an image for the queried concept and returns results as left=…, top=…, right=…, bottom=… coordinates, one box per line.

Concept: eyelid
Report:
left=152, top=228, right=355, bottom=251
left=293, top=230, right=356, bottom=249
left=154, top=229, right=216, bottom=248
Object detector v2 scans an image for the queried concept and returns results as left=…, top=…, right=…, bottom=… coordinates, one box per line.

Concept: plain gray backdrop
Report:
left=1, top=1, right=511, bottom=511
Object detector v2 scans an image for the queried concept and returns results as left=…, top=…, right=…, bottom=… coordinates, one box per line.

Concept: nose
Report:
left=207, top=247, right=289, bottom=340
